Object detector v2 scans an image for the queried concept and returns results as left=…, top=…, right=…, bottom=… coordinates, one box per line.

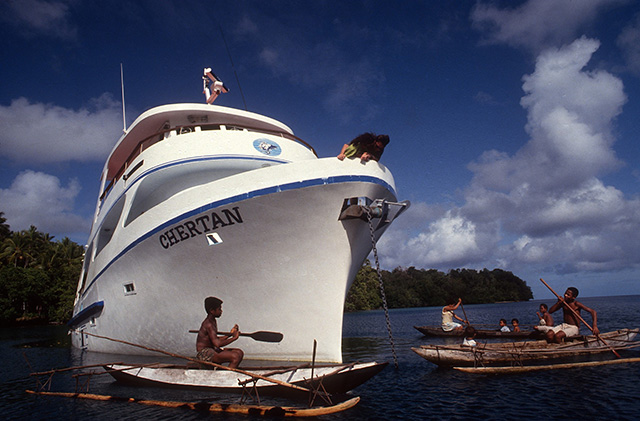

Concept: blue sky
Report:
left=1, top=0, right=640, bottom=298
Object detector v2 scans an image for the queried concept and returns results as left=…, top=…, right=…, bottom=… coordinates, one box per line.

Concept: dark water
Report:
left=3, top=296, right=640, bottom=420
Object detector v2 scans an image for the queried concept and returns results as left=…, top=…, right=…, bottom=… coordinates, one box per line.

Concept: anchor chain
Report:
left=365, top=207, right=398, bottom=368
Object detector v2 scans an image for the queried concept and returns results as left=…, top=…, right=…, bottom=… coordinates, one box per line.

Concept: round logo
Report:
left=253, top=139, right=281, bottom=156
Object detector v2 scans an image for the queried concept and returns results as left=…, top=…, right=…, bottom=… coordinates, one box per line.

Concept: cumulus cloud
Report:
left=0, top=170, right=91, bottom=238
left=1, top=0, right=77, bottom=40
left=471, top=0, right=623, bottom=52
left=384, top=36, right=640, bottom=277
left=0, top=94, right=122, bottom=163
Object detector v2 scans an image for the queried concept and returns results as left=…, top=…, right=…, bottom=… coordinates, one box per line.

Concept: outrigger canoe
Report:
left=414, top=325, right=543, bottom=339
left=104, top=361, right=387, bottom=397
left=411, top=328, right=639, bottom=367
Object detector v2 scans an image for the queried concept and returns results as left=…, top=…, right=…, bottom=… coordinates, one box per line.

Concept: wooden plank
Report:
left=25, top=390, right=359, bottom=417
left=452, top=357, right=640, bottom=374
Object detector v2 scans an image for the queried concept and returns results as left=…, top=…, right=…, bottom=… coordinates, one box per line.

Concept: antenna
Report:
left=120, top=63, right=127, bottom=133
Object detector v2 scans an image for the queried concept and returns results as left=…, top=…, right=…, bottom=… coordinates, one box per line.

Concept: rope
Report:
left=365, top=207, right=398, bottom=368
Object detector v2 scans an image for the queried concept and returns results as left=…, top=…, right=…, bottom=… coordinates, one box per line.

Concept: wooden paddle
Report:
left=188, top=330, right=283, bottom=343
left=459, top=301, right=470, bottom=326
left=539, top=278, right=621, bottom=358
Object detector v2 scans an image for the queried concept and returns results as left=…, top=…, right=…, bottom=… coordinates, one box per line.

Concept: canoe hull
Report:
left=104, top=361, right=387, bottom=397
left=412, top=329, right=639, bottom=367
left=414, top=325, right=543, bottom=339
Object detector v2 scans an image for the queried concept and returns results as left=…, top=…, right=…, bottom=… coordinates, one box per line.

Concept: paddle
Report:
left=459, top=301, right=470, bottom=326
left=539, top=278, right=621, bottom=358
left=188, top=330, right=283, bottom=343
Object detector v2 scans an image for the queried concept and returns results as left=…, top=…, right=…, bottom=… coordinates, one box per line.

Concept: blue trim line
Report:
left=81, top=174, right=395, bottom=298
left=67, top=301, right=104, bottom=328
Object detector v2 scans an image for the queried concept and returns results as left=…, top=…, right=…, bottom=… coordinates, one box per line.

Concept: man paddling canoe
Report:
left=196, top=297, right=244, bottom=368
left=546, top=287, right=599, bottom=343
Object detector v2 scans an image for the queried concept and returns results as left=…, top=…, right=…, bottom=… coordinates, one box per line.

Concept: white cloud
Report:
left=382, top=37, right=640, bottom=278
left=0, top=170, right=90, bottom=238
left=1, top=0, right=77, bottom=40
left=471, top=0, right=623, bottom=52
left=0, top=94, right=122, bottom=163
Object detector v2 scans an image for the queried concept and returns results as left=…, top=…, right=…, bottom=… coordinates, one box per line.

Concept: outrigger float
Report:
left=25, top=390, right=361, bottom=417
left=412, top=328, right=640, bottom=368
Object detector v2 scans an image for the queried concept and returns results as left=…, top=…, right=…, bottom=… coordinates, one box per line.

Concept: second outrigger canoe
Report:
left=411, top=328, right=639, bottom=367
left=414, top=325, right=543, bottom=339
left=104, top=361, right=387, bottom=397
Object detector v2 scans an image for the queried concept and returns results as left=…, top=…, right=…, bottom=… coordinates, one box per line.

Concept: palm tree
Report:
left=0, top=234, right=33, bottom=268
left=0, top=212, right=10, bottom=242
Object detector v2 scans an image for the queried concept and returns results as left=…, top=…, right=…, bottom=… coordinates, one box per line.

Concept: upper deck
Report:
left=101, top=103, right=315, bottom=199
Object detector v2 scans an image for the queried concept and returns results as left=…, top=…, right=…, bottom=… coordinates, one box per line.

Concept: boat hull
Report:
left=103, top=361, right=387, bottom=397
left=71, top=157, right=403, bottom=363
left=411, top=329, right=639, bottom=367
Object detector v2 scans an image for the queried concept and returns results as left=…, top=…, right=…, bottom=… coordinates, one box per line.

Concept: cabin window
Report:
left=206, top=233, right=223, bottom=246
left=95, top=196, right=126, bottom=256
left=123, top=282, right=136, bottom=296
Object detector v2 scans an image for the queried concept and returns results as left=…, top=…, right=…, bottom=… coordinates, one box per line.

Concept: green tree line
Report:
left=345, top=261, right=533, bottom=311
left=0, top=212, right=84, bottom=326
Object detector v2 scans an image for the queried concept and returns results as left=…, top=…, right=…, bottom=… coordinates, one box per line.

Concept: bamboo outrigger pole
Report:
left=73, top=330, right=313, bottom=393
left=539, top=278, right=621, bottom=358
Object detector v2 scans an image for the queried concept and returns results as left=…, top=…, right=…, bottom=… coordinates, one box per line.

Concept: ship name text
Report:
left=159, top=206, right=243, bottom=249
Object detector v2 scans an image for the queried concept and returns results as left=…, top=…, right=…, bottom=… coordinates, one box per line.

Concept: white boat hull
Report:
left=71, top=158, right=401, bottom=362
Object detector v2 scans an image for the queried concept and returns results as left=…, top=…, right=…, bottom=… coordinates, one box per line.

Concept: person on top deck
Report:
left=196, top=296, right=244, bottom=368
left=441, top=298, right=466, bottom=332
left=545, top=286, right=598, bottom=344
left=337, top=132, right=390, bottom=163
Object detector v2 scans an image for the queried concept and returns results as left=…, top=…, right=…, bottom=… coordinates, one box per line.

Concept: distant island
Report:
left=344, top=261, right=533, bottom=312
left=0, top=213, right=532, bottom=326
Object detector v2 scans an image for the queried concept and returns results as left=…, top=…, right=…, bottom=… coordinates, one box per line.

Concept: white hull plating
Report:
left=70, top=102, right=407, bottom=363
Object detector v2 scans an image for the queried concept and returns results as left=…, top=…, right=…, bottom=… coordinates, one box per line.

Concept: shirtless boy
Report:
left=545, top=287, right=598, bottom=344
left=196, top=296, right=244, bottom=368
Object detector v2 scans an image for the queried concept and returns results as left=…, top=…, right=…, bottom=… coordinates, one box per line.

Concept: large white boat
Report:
left=69, top=70, right=408, bottom=363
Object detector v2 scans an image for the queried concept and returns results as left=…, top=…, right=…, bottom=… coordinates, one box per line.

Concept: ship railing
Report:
left=99, top=124, right=317, bottom=202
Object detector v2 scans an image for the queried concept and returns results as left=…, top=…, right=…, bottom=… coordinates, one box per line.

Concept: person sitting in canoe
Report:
left=545, top=287, right=599, bottom=344
left=534, top=303, right=554, bottom=333
left=462, top=326, right=477, bottom=347
left=196, top=296, right=244, bottom=368
left=511, top=318, right=521, bottom=332
left=499, top=319, right=510, bottom=332
left=441, top=298, right=466, bottom=331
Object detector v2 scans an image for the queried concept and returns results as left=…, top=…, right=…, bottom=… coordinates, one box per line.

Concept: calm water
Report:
left=3, top=295, right=640, bottom=420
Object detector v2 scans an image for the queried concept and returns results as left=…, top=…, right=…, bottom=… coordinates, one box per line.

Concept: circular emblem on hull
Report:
left=253, top=139, right=281, bottom=156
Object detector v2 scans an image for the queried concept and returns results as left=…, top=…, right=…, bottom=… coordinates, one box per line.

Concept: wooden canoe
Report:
left=25, top=390, right=360, bottom=417
left=103, top=361, right=387, bottom=397
left=411, top=328, right=639, bottom=367
left=453, top=357, right=640, bottom=374
left=414, top=325, right=543, bottom=339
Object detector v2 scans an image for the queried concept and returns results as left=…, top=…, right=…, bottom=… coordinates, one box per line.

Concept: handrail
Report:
left=100, top=124, right=317, bottom=202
